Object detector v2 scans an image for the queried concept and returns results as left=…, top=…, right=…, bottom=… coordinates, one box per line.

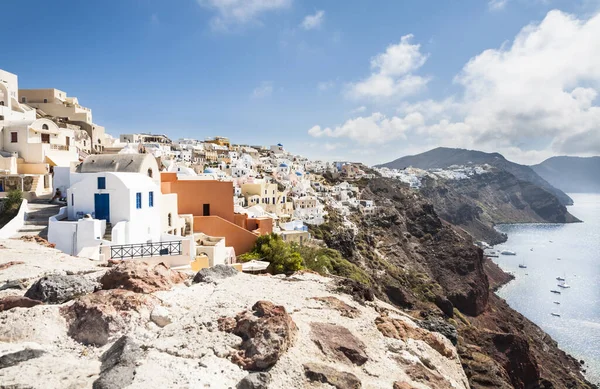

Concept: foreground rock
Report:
left=93, top=336, right=145, bottom=389
left=303, top=362, right=362, bottom=388
left=24, top=274, right=99, bottom=304
left=0, top=348, right=45, bottom=369
left=61, top=289, right=159, bottom=346
left=193, top=264, right=239, bottom=283
left=310, top=322, right=368, bottom=365
left=219, top=300, right=297, bottom=371
left=236, top=372, right=271, bottom=389
left=0, top=296, right=43, bottom=311
left=100, top=261, right=187, bottom=293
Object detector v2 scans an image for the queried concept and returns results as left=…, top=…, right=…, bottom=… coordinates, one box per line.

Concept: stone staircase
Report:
left=103, top=222, right=113, bottom=241
left=13, top=201, right=61, bottom=239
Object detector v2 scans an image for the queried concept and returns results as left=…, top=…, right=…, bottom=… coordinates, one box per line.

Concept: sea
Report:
left=493, top=193, right=600, bottom=385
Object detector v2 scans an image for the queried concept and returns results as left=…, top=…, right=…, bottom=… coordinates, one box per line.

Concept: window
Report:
left=10, top=132, right=17, bottom=143
left=136, top=193, right=142, bottom=209
left=0, top=101, right=4, bottom=106
left=43, top=98, right=48, bottom=103
left=149, top=191, right=154, bottom=207
left=41, top=133, right=50, bottom=143
left=42, top=124, right=49, bottom=130
left=71, top=193, right=74, bottom=206
left=168, top=213, right=172, bottom=227
left=21, top=97, right=26, bottom=103
left=97, top=177, right=106, bottom=189
left=147, top=168, right=153, bottom=178
left=203, top=204, right=210, bottom=216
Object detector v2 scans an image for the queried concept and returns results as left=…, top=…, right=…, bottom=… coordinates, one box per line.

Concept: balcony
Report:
left=50, top=144, right=69, bottom=151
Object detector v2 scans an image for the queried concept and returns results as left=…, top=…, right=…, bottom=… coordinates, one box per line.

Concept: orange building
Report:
left=160, top=172, right=272, bottom=255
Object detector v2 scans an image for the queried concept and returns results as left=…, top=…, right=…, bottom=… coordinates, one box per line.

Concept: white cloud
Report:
left=252, top=81, right=273, bottom=98
left=488, top=0, right=508, bottom=11
left=198, top=0, right=291, bottom=31
left=308, top=112, right=424, bottom=144
left=317, top=80, right=335, bottom=91
left=350, top=106, right=367, bottom=114
left=301, top=10, right=325, bottom=30
left=315, top=10, right=600, bottom=163
left=347, top=34, right=430, bottom=100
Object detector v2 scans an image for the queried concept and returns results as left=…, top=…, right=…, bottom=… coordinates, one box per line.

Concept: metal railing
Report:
left=109, top=240, right=182, bottom=259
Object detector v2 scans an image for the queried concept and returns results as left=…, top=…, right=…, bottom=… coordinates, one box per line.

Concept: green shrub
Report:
left=5, top=189, right=23, bottom=210
left=242, top=234, right=303, bottom=275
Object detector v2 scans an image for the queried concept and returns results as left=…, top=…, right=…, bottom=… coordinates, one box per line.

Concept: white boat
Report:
left=501, top=250, right=516, bottom=255
left=557, top=281, right=570, bottom=289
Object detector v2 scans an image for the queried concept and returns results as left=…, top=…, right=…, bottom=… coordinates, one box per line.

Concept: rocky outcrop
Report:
left=310, top=322, right=368, bottom=365
left=0, top=348, right=45, bottom=369
left=93, top=336, right=145, bottom=389
left=193, top=264, right=239, bottom=283
left=310, top=296, right=360, bottom=318
left=24, top=274, right=99, bottom=304
left=219, top=300, right=297, bottom=371
left=100, top=261, right=186, bottom=293
left=61, top=289, right=158, bottom=346
left=303, top=363, right=362, bottom=389
left=0, top=296, right=43, bottom=311
left=236, top=372, right=271, bottom=389
left=0, top=261, right=24, bottom=271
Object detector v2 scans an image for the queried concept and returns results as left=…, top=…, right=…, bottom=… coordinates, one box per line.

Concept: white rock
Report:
left=150, top=306, right=173, bottom=328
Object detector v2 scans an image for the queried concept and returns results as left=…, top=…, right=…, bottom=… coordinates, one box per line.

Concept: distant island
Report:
left=532, top=156, right=600, bottom=193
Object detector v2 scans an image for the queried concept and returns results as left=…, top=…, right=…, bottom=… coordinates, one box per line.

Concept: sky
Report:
left=2, top=0, right=600, bottom=165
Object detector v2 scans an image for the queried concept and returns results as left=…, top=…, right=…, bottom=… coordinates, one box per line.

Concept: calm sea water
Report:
left=493, top=193, right=600, bottom=385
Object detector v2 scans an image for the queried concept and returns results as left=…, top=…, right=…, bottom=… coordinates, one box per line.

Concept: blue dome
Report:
left=277, top=143, right=283, bottom=147
left=204, top=168, right=217, bottom=173
left=295, top=171, right=302, bottom=176
left=279, top=163, right=288, bottom=167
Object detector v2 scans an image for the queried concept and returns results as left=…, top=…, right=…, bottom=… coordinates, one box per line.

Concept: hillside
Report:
left=418, top=170, right=581, bottom=245
left=310, top=177, right=593, bottom=389
left=377, top=147, right=574, bottom=205
left=532, top=156, right=600, bottom=193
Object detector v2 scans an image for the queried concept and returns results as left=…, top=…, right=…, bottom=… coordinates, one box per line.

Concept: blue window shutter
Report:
left=97, top=177, right=106, bottom=189
left=136, top=192, right=142, bottom=209
left=149, top=191, right=154, bottom=207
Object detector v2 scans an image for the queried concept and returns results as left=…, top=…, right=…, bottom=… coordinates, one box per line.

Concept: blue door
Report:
left=94, top=193, right=110, bottom=222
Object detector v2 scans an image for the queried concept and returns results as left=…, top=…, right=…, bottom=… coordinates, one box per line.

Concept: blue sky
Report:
left=2, top=0, right=600, bottom=164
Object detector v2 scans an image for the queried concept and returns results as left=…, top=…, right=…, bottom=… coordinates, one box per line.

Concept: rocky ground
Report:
left=0, top=239, right=468, bottom=389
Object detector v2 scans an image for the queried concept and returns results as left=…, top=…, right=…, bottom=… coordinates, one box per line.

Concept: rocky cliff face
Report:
left=419, top=170, right=580, bottom=245
left=0, top=239, right=469, bottom=389
left=315, top=177, right=594, bottom=389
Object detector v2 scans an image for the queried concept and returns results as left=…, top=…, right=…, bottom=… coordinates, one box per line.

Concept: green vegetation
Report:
left=239, top=233, right=370, bottom=284
left=0, top=190, right=23, bottom=228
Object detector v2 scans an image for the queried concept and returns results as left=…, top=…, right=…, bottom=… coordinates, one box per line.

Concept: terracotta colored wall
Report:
left=255, top=217, right=273, bottom=235
left=161, top=175, right=234, bottom=222
left=193, top=216, right=258, bottom=255
left=234, top=213, right=247, bottom=229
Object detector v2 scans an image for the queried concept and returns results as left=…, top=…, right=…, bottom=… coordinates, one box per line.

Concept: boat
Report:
left=484, top=249, right=499, bottom=258
left=501, top=250, right=516, bottom=255
left=553, top=301, right=560, bottom=305
left=558, top=281, right=571, bottom=289
left=556, top=277, right=565, bottom=281
left=557, top=258, right=561, bottom=260
left=530, top=248, right=534, bottom=251
left=519, top=264, right=527, bottom=268
left=551, top=290, right=561, bottom=294
left=551, top=313, right=561, bottom=317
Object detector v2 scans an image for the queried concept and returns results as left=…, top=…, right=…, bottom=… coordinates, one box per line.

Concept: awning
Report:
left=242, top=260, right=270, bottom=272
left=45, top=154, right=77, bottom=167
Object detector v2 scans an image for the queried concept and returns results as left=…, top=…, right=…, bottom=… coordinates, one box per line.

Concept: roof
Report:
left=279, top=163, right=289, bottom=167
left=76, top=154, right=157, bottom=174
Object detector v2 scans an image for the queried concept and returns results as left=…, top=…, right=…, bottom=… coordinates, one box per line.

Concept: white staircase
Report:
left=13, top=201, right=61, bottom=239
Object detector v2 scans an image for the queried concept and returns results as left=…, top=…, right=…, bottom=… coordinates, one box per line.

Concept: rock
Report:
left=434, top=295, right=454, bottom=318
left=0, top=280, right=27, bottom=291
left=0, top=296, right=43, bottom=312
left=93, top=336, right=145, bottom=389
left=220, top=300, right=297, bottom=371
left=100, top=261, right=187, bottom=293
left=150, top=305, right=172, bottom=328
left=393, top=382, right=417, bottom=389
left=0, top=348, right=45, bottom=369
left=311, top=296, right=360, bottom=318
left=303, top=363, right=362, bottom=389
left=419, top=317, right=458, bottom=346
left=61, top=289, right=159, bottom=346
left=310, top=322, right=368, bottom=365
left=0, top=261, right=24, bottom=271
left=193, top=264, right=239, bottom=283
left=236, top=372, right=271, bottom=389
left=335, top=278, right=374, bottom=303
left=375, top=315, right=453, bottom=358
left=385, top=285, right=416, bottom=309
left=24, top=274, right=99, bottom=304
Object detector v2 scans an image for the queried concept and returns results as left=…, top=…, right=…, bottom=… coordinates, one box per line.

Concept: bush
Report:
left=242, top=234, right=303, bottom=275
left=5, top=189, right=23, bottom=210
left=297, top=245, right=370, bottom=285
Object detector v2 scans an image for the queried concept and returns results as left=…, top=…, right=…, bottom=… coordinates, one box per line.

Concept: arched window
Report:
left=147, top=168, right=153, bottom=178
left=42, top=124, right=49, bottom=130
left=168, top=213, right=172, bottom=227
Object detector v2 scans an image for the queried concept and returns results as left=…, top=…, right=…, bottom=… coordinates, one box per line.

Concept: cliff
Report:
left=377, top=147, right=574, bottom=206
left=532, top=156, right=600, bottom=193
left=0, top=239, right=469, bottom=389
left=418, top=170, right=580, bottom=244
left=312, top=177, right=594, bottom=388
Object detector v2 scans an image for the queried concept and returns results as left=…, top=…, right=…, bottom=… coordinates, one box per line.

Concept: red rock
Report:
left=310, top=322, right=368, bottom=365
left=100, top=261, right=187, bottom=293
left=221, top=300, right=297, bottom=371
left=0, top=296, right=43, bottom=311
left=0, top=261, right=25, bottom=271
left=304, top=363, right=362, bottom=389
